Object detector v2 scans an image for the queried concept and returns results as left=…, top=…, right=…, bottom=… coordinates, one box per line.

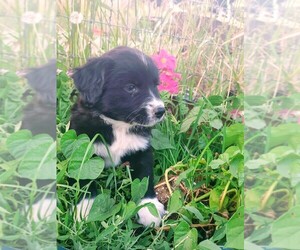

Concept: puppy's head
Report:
left=72, top=46, right=165, bottom=127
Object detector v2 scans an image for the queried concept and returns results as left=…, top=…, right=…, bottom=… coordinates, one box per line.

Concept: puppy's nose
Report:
left=155, top=107, right=165, bottom=119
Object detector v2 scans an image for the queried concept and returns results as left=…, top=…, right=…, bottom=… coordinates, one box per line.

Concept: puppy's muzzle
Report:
left=154, top=106, right=165, bottom=119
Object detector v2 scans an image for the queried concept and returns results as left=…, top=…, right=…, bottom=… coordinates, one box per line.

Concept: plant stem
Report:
left=219, top=176, right=233, bottom=210
left=261, top=176, right=282, bottom=210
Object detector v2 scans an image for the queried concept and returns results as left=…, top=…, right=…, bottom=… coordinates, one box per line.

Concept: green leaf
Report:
left=6, top=130, right=32, bottom=158
left=18, top=140, right=56, bottom=180
left=6, top=131, right=56, bottom=179
left=174, top=220, right=189, bottom=244
left=229, top=153, right=244, bottom=180
left=122, top=201, right=137, bottom=220
left=167, top=190, right=183, bottom=213
left=175, top=168, right=194, bottom=185
left=245, top=189, right=262, bottom=213
left=199, top=109, right=218, bottom=123
left=131, top=177, right=148, bottom=203
left=95, top=225, right=116, bottom=243
left=261, top=146, right=294, bottom=162
left=144, top=202, right=159, bottom=217
left=67, top=141, right=95, bottom=179
left=211, top=226, right=226, bottom=242
left=248, top=225, right=271, bottom=242
left=209, top=188, right=222, bottom=211
left=225, top=206, right=244, bottom=249
left=245, top=159, right=270, bottom=169
left=245, top=95, right=267, bottom=106
left=224, top=123, right=244, bottom=150
left=271, top=206, right=300, bottom=249
left=151, top=129, right=175, bottom=150
left=69, top=158, right=104, bottom=180
left=209, top=159, right=225, bottom=169
left=208, top=95, right=223, bottom=106
left=174, top=221, right=197, bottom=250
left=184, top=205, right=204, bottom=221
left=198, top=240, right=221, bottom=250
left=61, top=130, right=91, bottom=158
left=6, top=131, right=53, bottom=159
left=277, top=153, right=300, bottom=186
left=87, top=193, right=121, bottom=222
left=269, top=123, right=300, bottom=149
left=245, top=118, right=266, bottom=130
left=209, top=119, right=223, bottom=130
left=224, top=145, right=240, bottom=158
left=180, top=106, right=201, bottom=133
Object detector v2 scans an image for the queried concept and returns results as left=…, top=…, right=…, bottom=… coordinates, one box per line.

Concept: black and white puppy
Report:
left=70, top=46, right=166, bottom=227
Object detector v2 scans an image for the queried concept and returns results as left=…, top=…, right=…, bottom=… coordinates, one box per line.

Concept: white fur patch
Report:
left=27, top=198, right=56, bottom=222
left=95, top=116, right=149, bottom=167
left=76, top=197, right=95, bottom=221
left=145, top=92, right=165, bottom=126
left=149, top=91, right=165, bottom=107
left=137, top=197, right=165, bottom=227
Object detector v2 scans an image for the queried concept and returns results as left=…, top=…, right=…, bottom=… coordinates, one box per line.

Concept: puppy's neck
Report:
left=99, top=114, right=152, bottom=138
left=100, top=114, right=132, bottom=129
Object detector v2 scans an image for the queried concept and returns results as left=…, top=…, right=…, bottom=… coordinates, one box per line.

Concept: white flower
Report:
left=0, top=69, right=9, bottom=75
left=70, top=11, right=83, bottom=24
left=56, top=69, right=63, bottom=75
left=21, top=11, right=43, bottom=24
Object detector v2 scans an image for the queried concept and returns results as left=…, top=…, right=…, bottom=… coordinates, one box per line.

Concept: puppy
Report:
left=20, top=60, right=56, bottom=221
left=21, top=59, right=56, bottom=138
left=70, top=46, right=166, bottom=227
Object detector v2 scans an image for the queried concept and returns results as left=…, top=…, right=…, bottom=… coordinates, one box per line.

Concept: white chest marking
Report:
left=94, top=123, right=149, bottom=167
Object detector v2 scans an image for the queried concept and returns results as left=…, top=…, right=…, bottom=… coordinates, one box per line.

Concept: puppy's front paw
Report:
left=75, top=198, right=95, bottom=221
left=137, top=197, right=165, bottom=227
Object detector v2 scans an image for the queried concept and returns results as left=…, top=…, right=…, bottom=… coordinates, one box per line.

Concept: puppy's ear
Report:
left=71, top=57, right=114, bottom=106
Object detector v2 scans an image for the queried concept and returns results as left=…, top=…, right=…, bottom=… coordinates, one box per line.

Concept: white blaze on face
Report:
left=145, top=91, right=165, bottom=125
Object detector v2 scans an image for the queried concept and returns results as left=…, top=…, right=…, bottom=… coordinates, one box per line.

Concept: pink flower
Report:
left=66, top=69, right=73, bottom=77
left=230, top=109, right=243, bottom=119
left=152, top=49, right=181, bottom=95
left=158, top=70, right=180, bottom=94
left=230, top=109, right=244, bottom=123
left=93, top=27, right=102, bottom=37
left=152, top=49, right=176, bottom=71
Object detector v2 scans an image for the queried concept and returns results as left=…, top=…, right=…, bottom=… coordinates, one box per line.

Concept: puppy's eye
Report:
left=124, top=83, right=137, bottom=93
